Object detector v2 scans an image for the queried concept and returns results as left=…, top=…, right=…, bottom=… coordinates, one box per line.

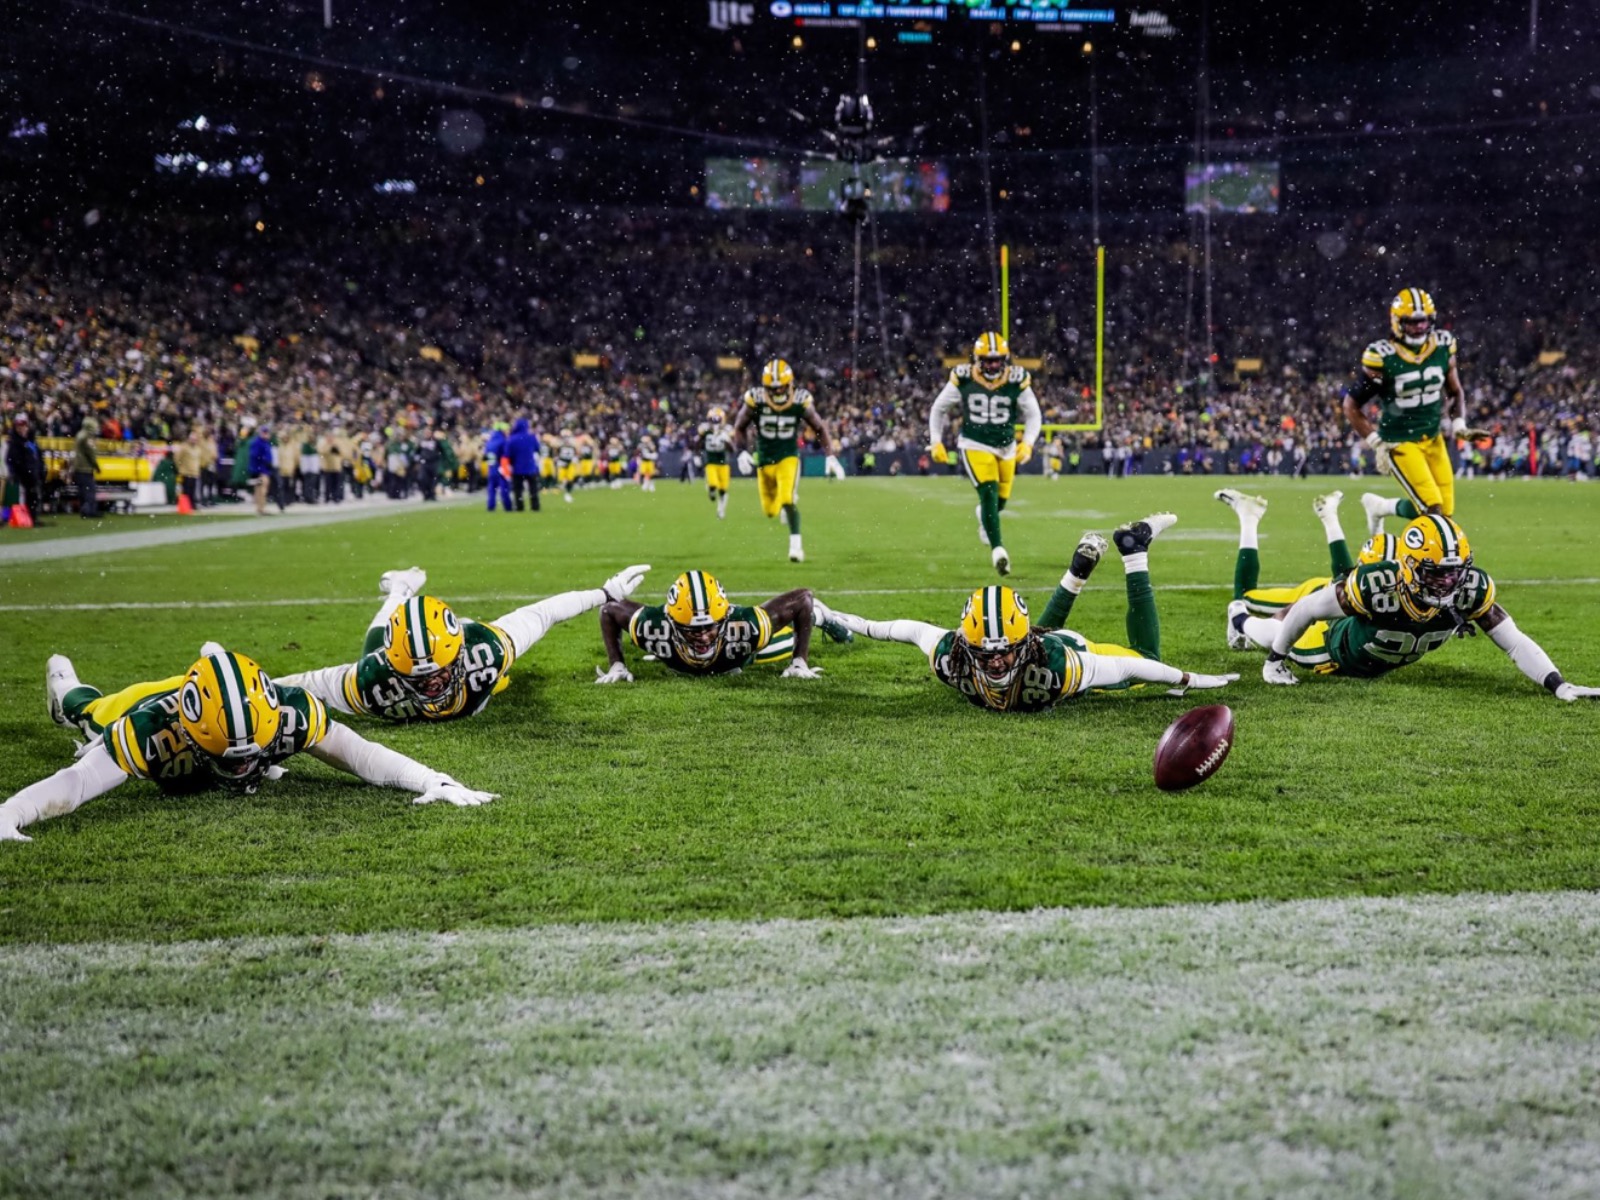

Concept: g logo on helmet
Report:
left=180, top=680, right=204, bottom=724
left=442, top=608, right=461, bottom=636
left=1404, top=526, right=1427, bottom=550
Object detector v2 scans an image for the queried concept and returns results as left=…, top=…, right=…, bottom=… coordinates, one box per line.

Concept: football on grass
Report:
left=1154, top=705, right=1235, bottom=791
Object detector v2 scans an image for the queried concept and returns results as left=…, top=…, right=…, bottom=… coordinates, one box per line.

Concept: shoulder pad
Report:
left=1458, top=568, right=1497, bottom=620
left=795, top=389, right=814, bottom=407
left=1435, top=329, right=1455, bottom=347
left=953, top=364, right=972, bottom=380
left=1362, top=342, right=1391, bottom=367
left=741, top=389, right=759, bottom=407
left=1007, top=365, right=1028, bottom=384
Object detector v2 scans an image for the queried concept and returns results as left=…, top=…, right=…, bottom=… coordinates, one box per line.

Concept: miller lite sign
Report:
left=709, top=0, right=753, bottom=29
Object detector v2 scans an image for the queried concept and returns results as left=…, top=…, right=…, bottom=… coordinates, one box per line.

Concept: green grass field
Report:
left=3, top=475, right=1599, bottom=1197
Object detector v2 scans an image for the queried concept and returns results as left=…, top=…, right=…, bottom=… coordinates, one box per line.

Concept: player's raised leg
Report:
left=1037, top=533, right=1108, bottom=629
left=1217, top=489, right=1266, bottom=647
left=1314, top=490, right=1356, bottom=575
left=1111, top=512, right=1177, bottom=660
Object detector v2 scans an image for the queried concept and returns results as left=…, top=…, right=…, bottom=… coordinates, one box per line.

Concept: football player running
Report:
left=595, top=569, right=851, bottom=683
left=1344, top=288, right=1490, bottom=533
left=730, top=359, right=844, bottom=563
left=276, top=563, right=650, bottom=721
left=3, top=647, right=497, bottom=842
left=702, top=406, right=734, bottom=519
left=816, top=513, right=1235, bottom=713
left=928, top=332, right=1043, bottom=577
left=1235, top=512, right=1600, bottom=700
left=1218, top=487, right=1396, bottom=647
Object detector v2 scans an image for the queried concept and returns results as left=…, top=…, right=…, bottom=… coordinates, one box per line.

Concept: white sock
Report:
left=1242, top=615, right=1280, bottom=650
left=1122, top=553, right=1148, bottom=575
left=1060, top=572, right=1087, bottom=595
left=1321, top=514, right=1345, bottom=545
left=1373, top=496, right=1401, bottom=517
left=1237, top=515, right=1260, bottom=550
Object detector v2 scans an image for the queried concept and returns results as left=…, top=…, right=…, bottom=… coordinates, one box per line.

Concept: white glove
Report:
left=413, top=780, right=498, bottom=807
left=601, top=563, right=650, bottom=602
left=781, top=658, right=824, bottom=679
left=1554, top=682, right=1600, bottom=701
left=737, top=450, right=755, bottom=475
left=0, top=811, right=32, bottom=843
left=1364, top=430, right=1393, bottom=473
left=823, top=454, right=845, bottom=480
left=1166, top=671, right=1238, bottom=697
left=1262, top=657, right=1298, bottom=686
left=264, top=765, right=287, bottom=782
left=1450, top=416, right=1467, bottom=437
left=594, top=662, right=634, bottom=685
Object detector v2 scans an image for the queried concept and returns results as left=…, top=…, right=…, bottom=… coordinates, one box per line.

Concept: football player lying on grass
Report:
left=1216, top=487, right=1398, bottom=647
left=1, top=648, right=497, bottom=843
left=1228, top=511, right=1600, bottom=700
left=814, top=513, right=1237, bottom=713
left=594, top=569, right=855, bottom=683
left=276, top=563, right=649, bottom=721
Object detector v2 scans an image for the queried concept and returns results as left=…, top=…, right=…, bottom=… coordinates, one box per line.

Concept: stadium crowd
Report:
left=2, top=203, right=1597, bottom=513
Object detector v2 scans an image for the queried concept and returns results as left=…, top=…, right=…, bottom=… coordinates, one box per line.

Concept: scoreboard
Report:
left=764, top=0, right=1116, bottom=23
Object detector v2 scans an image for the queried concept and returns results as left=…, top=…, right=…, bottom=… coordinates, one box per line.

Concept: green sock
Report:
left=977, top=482, right=1002, bottom=547
left=1124, top=569, right=1161, bottom=660
left=785, top=505, right=801, bottom=535
left=1233, top=548, right=1260, bottom=600
left=1038, top=585, right=1078, bottom=629
left=1328, top=539, right=1355, bottom=575
left=1397, top=499, right=1421, bottom=520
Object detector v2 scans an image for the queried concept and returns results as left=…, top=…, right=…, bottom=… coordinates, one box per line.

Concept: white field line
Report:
left=4, top=577, right=1599, bottom=613
left=2, top=891, right=1599, bottom=1198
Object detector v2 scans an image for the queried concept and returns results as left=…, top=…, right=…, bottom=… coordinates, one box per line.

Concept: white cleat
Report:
left=1215, top=488, right=1267, bottom=522
left=975, top=503, right=990, bottom=546
left=379, top=566, right=427, bottom=597
left=1312, top=490, right=1344, bottom=522
left=992, top=545, right=1011, bottom=576
left=1361, top=493, right=1389, bottom=536
left=789, top=535, right=805, bottom=563
left=46, top=654, right=83, bottom=735
left=1226, top=599, right=1252, bottom=651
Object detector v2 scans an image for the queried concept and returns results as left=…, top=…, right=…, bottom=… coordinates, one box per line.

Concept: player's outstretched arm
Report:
left=306, top=722, right=497, bottom=806
left=0, top=743, right=130, bottom=842
left=1076, top=652, right=1237, bottom=696
left=1262, top=583, right=1347, bottom=685
left=1016, top=386, right=1043, bottom=457
left=496, top=565, right=650, bottom=658
left=826, top=607, right=947, bottom=659
left=762, top=588, right=820, bottom=677
left=596, top=599, right=644, bottom=682
left=274, top=666, right=362, bottom=715
left=1479, top=606, right=1600, bottom=700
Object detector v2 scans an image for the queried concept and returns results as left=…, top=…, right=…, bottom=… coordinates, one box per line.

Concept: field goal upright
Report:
left=1002, top=242, right=1106, bottom=437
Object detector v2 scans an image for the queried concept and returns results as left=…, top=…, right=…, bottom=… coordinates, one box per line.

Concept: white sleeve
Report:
left=1017, top=386, right=1043, bottom=448
left=1076, top=651, right=1184, bottom=692
left=494, top=588, right=607, bottom=658
left=1485, top=612, right=1562, bottom=692
left=305, top=721, right=451, bottom=792
left=274, top=666, right=359, bottom=715
left=928, top=383, right=963, bottom=446
left=0, top=743, right=129, bottom=831
left=1269, top=584, right=1346, bottom=657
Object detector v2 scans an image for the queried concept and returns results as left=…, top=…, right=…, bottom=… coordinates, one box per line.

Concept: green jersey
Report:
left=103, top=683, right=329, bottom=793
left=740, top=387, right=814, bottom=464
left=1359, top=331, right=1458, bottom=443
left=703, top=423, right=734, bottom=466
left=629, top=603, right=777, bottom=675
left=942, top=364, right=1034, bottom=452
left=931, top=629, right=1091, bottom=712
left=1325, top=560, right=1497, bottom=678
left=346, top=620, right=515, bottom=720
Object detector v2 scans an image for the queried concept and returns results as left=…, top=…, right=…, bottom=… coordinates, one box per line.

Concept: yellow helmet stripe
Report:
left=211, top=651, right=250, bottom=748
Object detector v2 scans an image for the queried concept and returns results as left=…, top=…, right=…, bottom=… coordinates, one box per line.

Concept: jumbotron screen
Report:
left=759, top=0, right=1115, bottom=24
left=1184, top=161, right=1280, bottom=214
left=705, top=158, right=951, bottom=212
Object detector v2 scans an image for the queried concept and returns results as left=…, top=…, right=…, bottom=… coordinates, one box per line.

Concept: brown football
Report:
left=1153, top=705, right=1235, bottom=791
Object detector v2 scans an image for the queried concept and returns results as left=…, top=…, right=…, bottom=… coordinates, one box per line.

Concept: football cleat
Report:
left=380, top=567, right=427, bottom=597
left=1390, top=287, right=1436, bottom=347
left=813, top=600, right=855, bottom=645
left=1113, top=512, right=1177, bottom=556
left=1069, top=532, right=1108, bottom=582
left=1396, top=513, right=1472, bottom=607
left=1312, top=490, right=1343, bottom=522
left=177, top=649, right=284, bottom=787
left=384, top=596, right=468, bottom=716
left=664, top=570, right=732, bottom=662
left=975, top=503, right=990, bottom=546
left=1361, top=492, right=1391, bottom=536
left=46, top=654, right=84, bottom=739
left=1214, top=488, right=1267, bottom=522
left=991, top=545, right=1011, bottom=576
left=789, top=534, right=805, bottom=563
left=1226, top=599, right=1252, bottom=651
